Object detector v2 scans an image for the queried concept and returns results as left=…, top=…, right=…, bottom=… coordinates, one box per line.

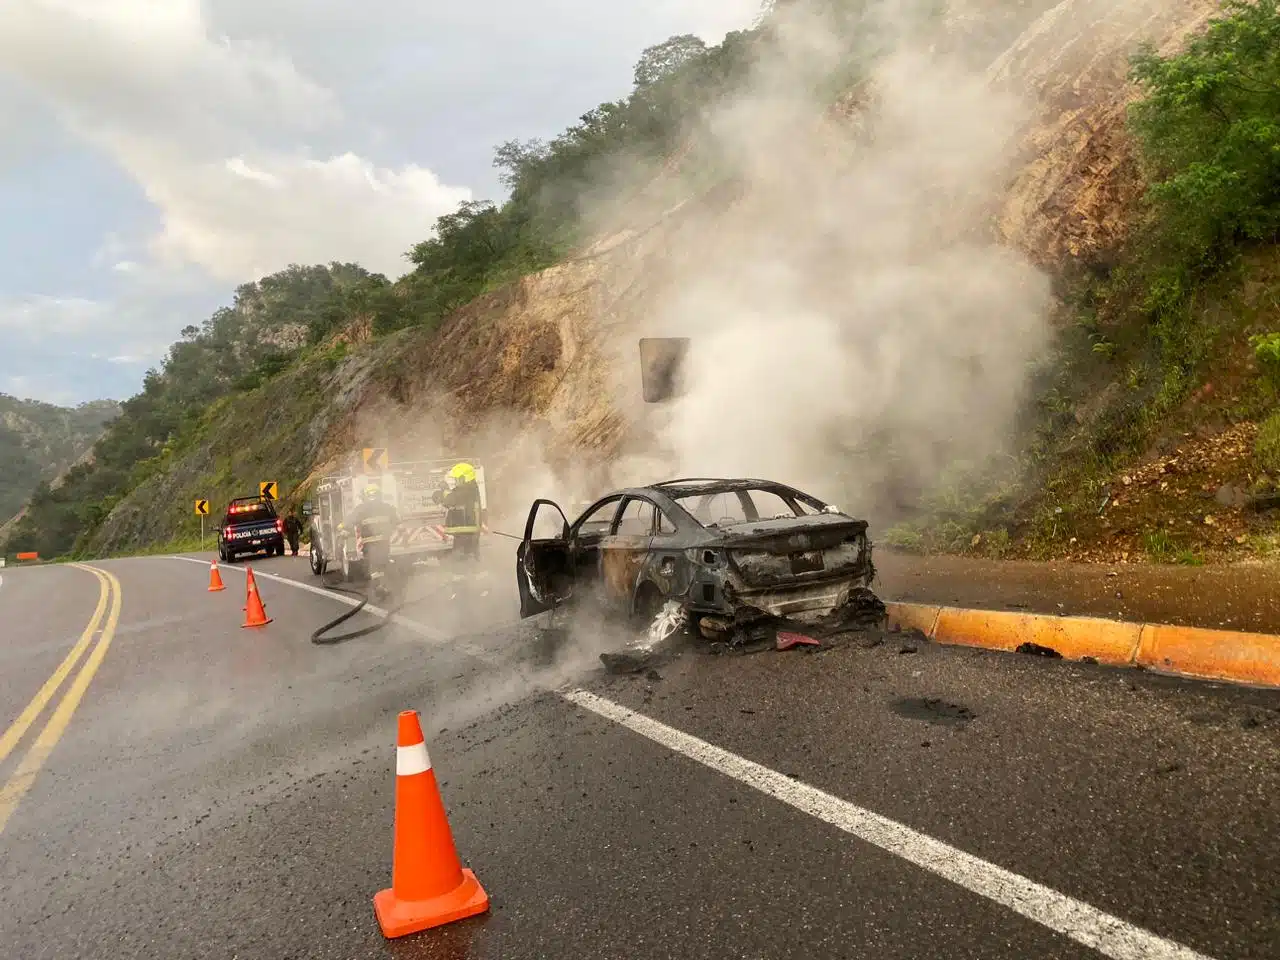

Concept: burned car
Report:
left=515, top=478, right=879, bottom=640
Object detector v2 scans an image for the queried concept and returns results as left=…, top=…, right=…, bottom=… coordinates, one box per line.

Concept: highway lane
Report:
left=0, top=562, right=110, bottom=744
left=0, top=553, right=1275, bottom=959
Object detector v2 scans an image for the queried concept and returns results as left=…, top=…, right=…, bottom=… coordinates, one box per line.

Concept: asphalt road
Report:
left=0, top=551, right=1277, bottom=960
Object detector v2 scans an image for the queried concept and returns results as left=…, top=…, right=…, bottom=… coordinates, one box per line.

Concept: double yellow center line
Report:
left=0, top=563, right=122, bottom=837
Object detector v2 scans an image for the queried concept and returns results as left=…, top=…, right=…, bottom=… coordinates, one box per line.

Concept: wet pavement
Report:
left=0, top=553, right=1277, bottom=959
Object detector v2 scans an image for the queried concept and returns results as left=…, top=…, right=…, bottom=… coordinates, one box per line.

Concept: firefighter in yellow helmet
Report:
left=441, top=462, right=482, bottom=561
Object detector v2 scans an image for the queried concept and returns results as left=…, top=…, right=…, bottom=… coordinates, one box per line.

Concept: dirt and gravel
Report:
left=876, top=549, right=1280, bottom=633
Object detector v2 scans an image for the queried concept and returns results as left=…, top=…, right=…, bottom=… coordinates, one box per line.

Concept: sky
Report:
left=0, top=0, right=763, bottom=406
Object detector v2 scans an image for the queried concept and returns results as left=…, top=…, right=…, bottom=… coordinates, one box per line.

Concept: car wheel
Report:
left=310, top=545, right=325, bottom=576
left=276, top=542, right=286, bottom=557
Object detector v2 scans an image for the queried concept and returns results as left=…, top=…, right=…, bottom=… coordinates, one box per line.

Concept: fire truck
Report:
left=307, top=457, right=488, bottom=582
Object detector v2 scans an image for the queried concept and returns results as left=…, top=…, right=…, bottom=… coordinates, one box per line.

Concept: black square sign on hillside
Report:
left=639, top=337, right=690, bottom=404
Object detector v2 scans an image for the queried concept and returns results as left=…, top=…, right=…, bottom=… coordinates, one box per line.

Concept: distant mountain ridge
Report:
left=0, top=393, right=119, bottom=523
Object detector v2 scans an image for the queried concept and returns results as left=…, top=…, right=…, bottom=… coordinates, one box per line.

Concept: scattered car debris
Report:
left=776, top=631, right=820, bottom=651
left=1016, top=642, right=1064, bottom=659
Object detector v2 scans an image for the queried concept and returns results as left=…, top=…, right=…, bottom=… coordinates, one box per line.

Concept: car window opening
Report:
left=227, top=503, right=275, bottom=523
left=673, top=488, right=816, bottom=529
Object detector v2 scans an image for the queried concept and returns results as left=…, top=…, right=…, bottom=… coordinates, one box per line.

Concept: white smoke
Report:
left=604, top=2, right=1055, bottom=516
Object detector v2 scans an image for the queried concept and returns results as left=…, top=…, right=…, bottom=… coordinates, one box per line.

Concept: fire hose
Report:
left=309, top=574, right=410, bottom=646
left=308, top=528, right=523, bottom=646
left=310, top=531, right=409, bottom=645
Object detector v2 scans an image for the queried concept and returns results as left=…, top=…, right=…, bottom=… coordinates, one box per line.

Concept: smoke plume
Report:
left=608, top=1, right=1055, bottom=519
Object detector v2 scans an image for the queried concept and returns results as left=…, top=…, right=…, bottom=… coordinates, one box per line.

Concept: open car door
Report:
left=517, top=500, right=573, bottom=618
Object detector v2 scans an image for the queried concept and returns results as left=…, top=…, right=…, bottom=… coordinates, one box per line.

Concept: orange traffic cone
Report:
left=373, top=711, right=489, bottom=938
left=241, top=567, right=272, bottom=628
left=208, top=559, right=226, bottom=592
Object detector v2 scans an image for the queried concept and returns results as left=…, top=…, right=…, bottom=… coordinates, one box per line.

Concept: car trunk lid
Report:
left=719, top=517, right=870, bottom=588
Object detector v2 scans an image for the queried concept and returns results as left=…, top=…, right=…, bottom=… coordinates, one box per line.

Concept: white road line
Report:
left=563, top=689, right=1217, bottom=960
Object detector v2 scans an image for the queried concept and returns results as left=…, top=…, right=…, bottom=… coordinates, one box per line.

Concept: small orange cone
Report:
left=373, top=711, right=488, bottom=938
left=208, top=559, right=226, bottom=592
left=241, top=567, right=272, bottom=628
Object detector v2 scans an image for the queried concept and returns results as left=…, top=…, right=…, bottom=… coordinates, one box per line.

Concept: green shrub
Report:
left=1143, top=528, right=1176, bottom=561
left=1251, top=333, right=1280, bottom=392
left=1130, top=1, right=1280, bottom=284
left=884, top=524, right=924, bottom=552
left=1255, top=410, right=1280, bottom=473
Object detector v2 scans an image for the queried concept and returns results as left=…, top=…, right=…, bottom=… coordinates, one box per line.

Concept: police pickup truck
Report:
left=217, top=496, right=286, bottom=563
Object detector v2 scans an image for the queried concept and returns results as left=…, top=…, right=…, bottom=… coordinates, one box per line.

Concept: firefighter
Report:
left=341, top=483, right=401, bottom=580
left=442, top=462, right=482, bottom=561
left=283, top=508, right=303, bottom=557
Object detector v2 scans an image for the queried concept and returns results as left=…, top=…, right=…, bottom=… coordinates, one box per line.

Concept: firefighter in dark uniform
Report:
left=342, top=483, right=401, bottom=579
left=442, top=462, right=482, bottom=561
left=283, top=509, right=303, bottom=557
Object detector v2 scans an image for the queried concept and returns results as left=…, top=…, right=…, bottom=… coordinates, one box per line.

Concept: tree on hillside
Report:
left=4, top=261, right=397, bottom=558
left=1130, top=0, right=1280, bottom=279
left=634, top=35, right=708, bottom=89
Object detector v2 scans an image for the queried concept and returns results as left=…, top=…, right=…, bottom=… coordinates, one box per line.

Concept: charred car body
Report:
left=516, top=478, right=878, bottom=635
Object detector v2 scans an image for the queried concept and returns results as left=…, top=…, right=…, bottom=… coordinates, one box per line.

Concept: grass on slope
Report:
left=74, top=343, right=355, bottom=559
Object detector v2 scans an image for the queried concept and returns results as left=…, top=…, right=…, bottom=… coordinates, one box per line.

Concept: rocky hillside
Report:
left=12, top=0, right=1280, bottom=565
left=0, top=394, right=118, bottom=525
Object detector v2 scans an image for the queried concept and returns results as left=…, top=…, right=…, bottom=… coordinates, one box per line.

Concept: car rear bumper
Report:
left=684, top=570, right=872, bottom=621
left=223, top=534, right=284, bottom=551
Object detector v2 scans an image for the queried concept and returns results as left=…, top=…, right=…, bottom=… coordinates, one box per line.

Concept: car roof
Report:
left=644, top=478, right=813, bottom=499
left=587, top=479, right=833, bottom=518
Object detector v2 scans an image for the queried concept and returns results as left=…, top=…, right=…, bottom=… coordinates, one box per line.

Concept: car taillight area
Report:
left=729, top=535, right=867, bottom=587
left=221, top=519, right=280, bottom=541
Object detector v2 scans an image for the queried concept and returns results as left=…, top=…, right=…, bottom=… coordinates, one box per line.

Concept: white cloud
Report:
left=0, top=0, right=769, bottom=401
left=649, top=0, right=765, bottom=42
left=139, top=150, right=470, bottom=282
left=0, top=295, right=103, bottom=333
left=0, top=0, right=470, bottom=283
left=0, top=295, right=162, bottom=403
